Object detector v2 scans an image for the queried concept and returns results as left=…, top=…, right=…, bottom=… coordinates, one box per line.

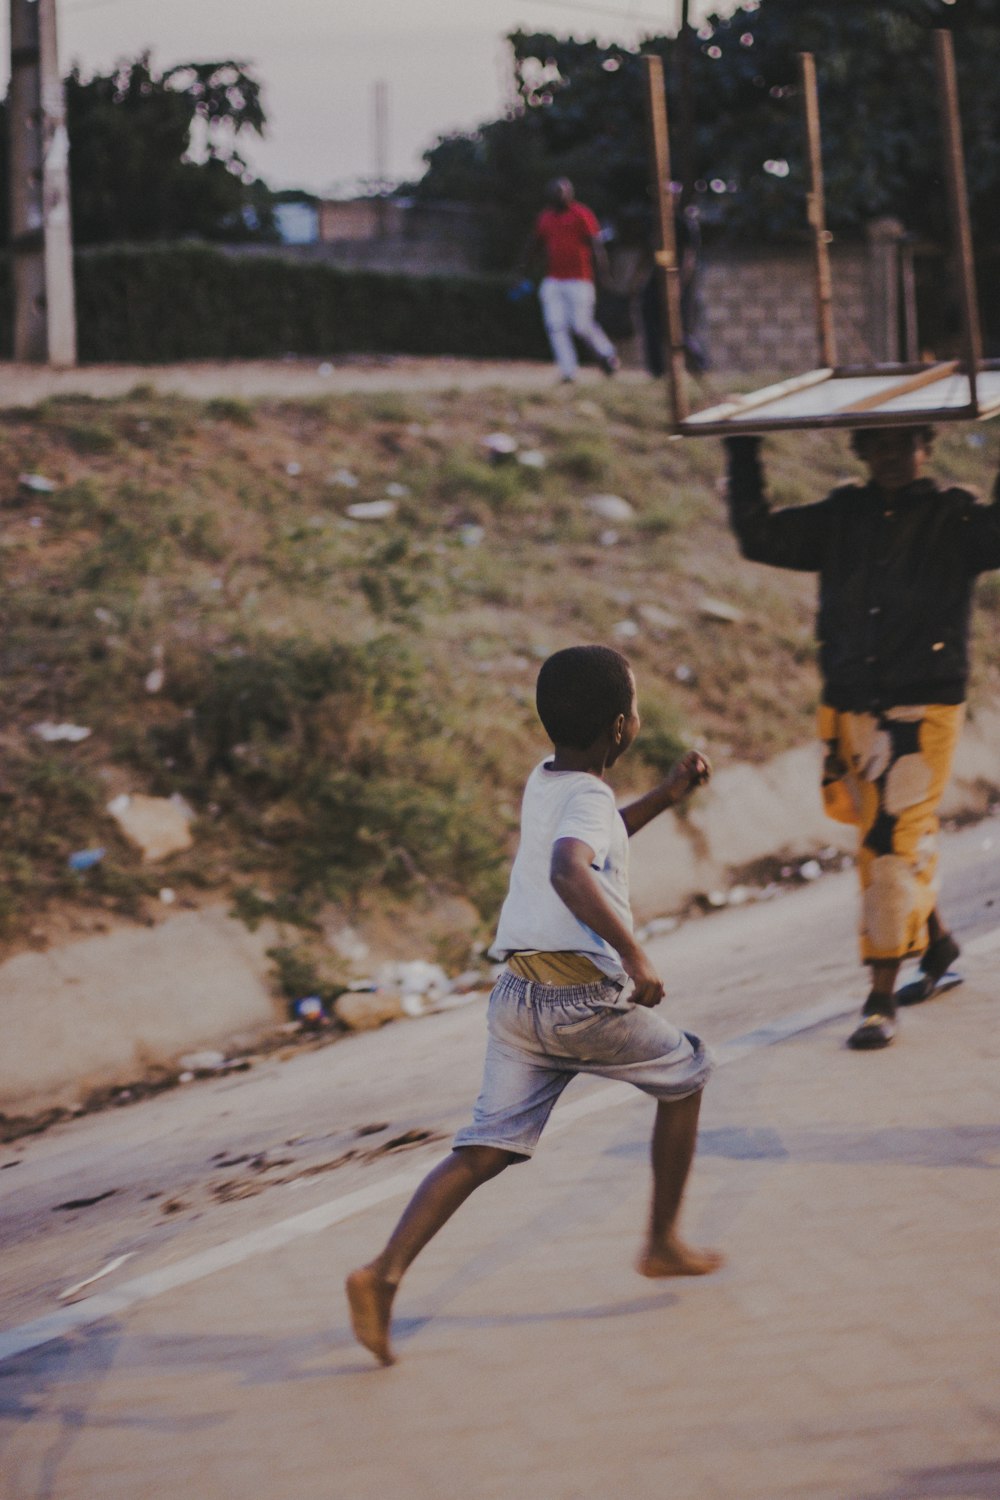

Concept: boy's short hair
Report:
left=850, top=424, right=936, bottom=459
left=536, top=645, right=633, bottom=749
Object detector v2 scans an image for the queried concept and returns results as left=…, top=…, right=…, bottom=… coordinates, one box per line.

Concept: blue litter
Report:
left=68, top=847, right=106, bottom=871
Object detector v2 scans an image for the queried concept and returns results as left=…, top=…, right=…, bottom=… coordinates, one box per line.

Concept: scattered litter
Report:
left=33, top=721, right=91, bottom=743
left=68, top=848, right=106, bottom=872
left=178, top=1050, right=226, bottom=1074
left=29, top=516, right=43, bottom=528
left=345, top=499, right=397, bottom=521
left=58, top=1253, right=134, bottom=1303
left=585, top=493, right=635, bottom=523
left=575, top=400, right=603, bottom=420
left=384, top=481, right=410, bottom=498
left=599, top=529, right=619, bottom=547
left=328, top=467, right=360, bottom=488
left=639, top=604, right=681, bottom=632
left=675, top=664, right=696, bottom=684
left=639, top=915, right=679, bottom=938
left=699, top=596, right=746, bottom=625
left=318, top=362, right=334, bottom=376
left=291, top=996, right=329, bottom=1028
left=380, top=959, right=451, bottom=1004
left=481, top=432, right=518, bottom=461
left=798, top=859, right=823, bottom=881
left=518, top=449, right=547, bottom=469
left=365, top=1127, right=440, bottom=1156
left=727, top=885, right=752, bottom=906
left=459, top=523, right=485, bottom=547
left=93, top=607, right=115, bottom=625
left=213, top=1179, right=263, bottom=1203
left=285, top=461, right=303, bottom=477
left=326, top=926, right=371, bottom=964
left=54, top=1189, right=117, bottom=1212
left=145, top=666, right=165, bottom=694
left=706, top=891, right=728, bottom=908
left=106, top=792, right=194, bottom=861
left=406, top=423, right=425, bottom=437
left=612, top=619, right=640, bottom=640
left=449, top=969, right=484, bottom=993
left=178, top=1072, right=195, bottom=1084
left=335, top=989, right=406, bottom=1031
left=19, top=473, right=56, bottom=494
left=158, top=887, right=176, bottom=904
left=966, top=432, right=986, bottom=448
left=210, top=577, right=224, bottom=591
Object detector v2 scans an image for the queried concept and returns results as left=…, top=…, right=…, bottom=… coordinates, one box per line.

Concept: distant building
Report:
left=315, top=196, right=487, bottom=275
left=274, top=194, right=320, bottom=246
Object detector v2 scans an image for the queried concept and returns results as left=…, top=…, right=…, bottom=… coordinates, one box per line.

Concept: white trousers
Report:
left=538, top=277, right=616, bottom=379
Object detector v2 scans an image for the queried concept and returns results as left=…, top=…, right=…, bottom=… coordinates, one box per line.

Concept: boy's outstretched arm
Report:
left=619, top=750, right=711, bottom=838
left=550, top=838, right=664, bottom=1006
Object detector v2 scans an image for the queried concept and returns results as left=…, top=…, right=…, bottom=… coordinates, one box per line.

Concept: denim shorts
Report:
left=453, top=969, right=713, bottom=1159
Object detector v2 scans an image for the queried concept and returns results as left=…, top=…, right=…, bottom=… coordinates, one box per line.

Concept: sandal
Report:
left=896, top=933, right=963, bottom=1006
left=896, top=969, right=964, bottom=1006
left=847, top=1011, right=896, bottom=1050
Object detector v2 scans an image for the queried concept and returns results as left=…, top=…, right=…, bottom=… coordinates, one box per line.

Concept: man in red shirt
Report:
left=522, top=178, right=620, bottom=382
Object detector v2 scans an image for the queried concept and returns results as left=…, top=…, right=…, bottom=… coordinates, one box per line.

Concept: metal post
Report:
left=798, top=52, right=836, bottom=370
left=933, top=28, right=980, bottom=409
left=373, top=80, right=389, bottom=238
left=8, top=0, right=76, bottom=366
left=675, top=0, right=694, bottom=209
left=643, top=53, right=688, bottom=426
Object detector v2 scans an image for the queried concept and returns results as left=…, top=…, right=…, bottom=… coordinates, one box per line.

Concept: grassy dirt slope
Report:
left=3, top=381, right=999, bottom=993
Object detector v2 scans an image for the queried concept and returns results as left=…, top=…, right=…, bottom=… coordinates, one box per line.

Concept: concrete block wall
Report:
left=701, top=244, right=875, bottom=373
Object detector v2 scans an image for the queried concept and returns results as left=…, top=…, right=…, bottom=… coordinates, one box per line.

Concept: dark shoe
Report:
left=895, top=968, right=964, bottom=1007
left=598, top=352, right=620, bottom=377
left=847, top=1011, right=896, bottom=1050
left=919, top=932, right=960, bottom=978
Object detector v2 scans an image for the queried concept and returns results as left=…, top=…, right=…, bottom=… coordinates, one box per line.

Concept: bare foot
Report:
left=637, top=1236, right=725, bottom=1278
left=345, top=1266, right=397, bottom=1365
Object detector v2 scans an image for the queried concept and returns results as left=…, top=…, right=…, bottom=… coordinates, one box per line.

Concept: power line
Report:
left=60, top=0, right=674, bottom=22
left=510, top=0, right=671, bottom=24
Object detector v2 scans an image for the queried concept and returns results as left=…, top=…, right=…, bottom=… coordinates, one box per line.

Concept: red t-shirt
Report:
left=534, top=202, right=600, bottom=281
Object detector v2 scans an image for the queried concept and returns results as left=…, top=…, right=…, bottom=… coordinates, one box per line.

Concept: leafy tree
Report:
left=1, top=53, right=276, bottom=245
left=415, top=0, right=1000, bottom=251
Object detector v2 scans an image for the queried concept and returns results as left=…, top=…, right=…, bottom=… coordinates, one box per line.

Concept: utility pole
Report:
left=373, top=79, right=389, bottom=237
left=8, top=0, right=77, bottom=365
left=675, top=0, right=694, bottom=208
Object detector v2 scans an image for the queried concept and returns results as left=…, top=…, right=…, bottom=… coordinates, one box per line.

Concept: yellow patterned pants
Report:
left=818, top=703, right=964, bottom=964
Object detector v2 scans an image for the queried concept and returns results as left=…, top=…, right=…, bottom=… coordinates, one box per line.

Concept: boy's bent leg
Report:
left=346, top=1145, right=517, bottom=1365
left=638, top=1090, right=724, bottom=1278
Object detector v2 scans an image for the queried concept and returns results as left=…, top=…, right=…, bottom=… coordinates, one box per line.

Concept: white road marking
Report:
left=0, top=939, right=993, bottom=1368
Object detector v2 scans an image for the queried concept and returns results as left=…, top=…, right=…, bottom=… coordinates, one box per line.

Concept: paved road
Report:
left=1, top=822, right=999, bottom=1498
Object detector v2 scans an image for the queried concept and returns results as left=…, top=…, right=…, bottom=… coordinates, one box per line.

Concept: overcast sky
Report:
left=2, top=0, right=740, bottom=196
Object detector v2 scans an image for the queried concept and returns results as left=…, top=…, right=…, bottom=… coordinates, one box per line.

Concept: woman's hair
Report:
left=850, top=425, right=936, bottom=459
left=536, top=645, right=633, bottom=749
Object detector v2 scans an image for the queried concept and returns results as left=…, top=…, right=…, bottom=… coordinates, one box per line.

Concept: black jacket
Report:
left=724, top=435, right=1000, bottom=713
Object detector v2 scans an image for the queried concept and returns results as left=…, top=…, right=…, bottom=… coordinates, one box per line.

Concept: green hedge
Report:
left=0, top=244, right=553, bottom=364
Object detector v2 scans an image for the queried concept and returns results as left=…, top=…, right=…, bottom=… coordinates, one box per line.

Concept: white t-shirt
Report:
left=492, top=759, right=631, bottom=980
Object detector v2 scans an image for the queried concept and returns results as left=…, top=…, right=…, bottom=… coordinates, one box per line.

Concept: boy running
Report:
left=346, top=645, right=721, bottom=1365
